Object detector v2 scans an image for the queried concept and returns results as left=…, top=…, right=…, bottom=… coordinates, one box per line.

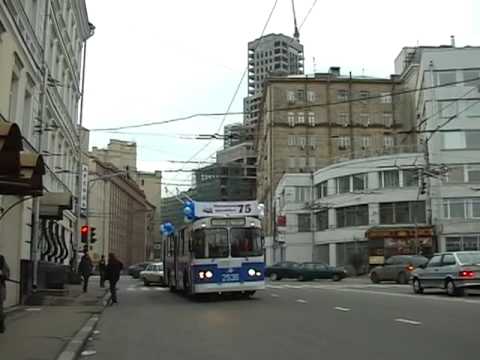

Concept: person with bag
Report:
left=78, top=252, right=93, bottom=293
left=0, top=254, right=10, bottom=333
left=105, top=253, right=123, bottom=304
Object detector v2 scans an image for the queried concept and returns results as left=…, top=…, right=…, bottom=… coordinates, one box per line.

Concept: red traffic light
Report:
left=81, top=225, right=89, bottom=234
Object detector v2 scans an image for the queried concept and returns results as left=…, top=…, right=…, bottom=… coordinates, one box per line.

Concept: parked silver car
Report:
left=411, top=251, right=480, bottom=296
left=140, top=262, right=164, bottom=286
left=370, top=255, right=428, bottom=284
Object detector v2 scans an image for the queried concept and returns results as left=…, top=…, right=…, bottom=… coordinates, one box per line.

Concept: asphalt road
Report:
left=82, top=276, right=480, bottom=360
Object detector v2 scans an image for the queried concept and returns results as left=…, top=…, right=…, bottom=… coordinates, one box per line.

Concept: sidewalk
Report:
left=1, top=276, right=107, bottom=360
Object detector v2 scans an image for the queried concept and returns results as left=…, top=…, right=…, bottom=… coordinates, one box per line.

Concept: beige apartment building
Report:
left=87, top=158, right=155, bottom=267
left=256, top=67, right=417, bottom=235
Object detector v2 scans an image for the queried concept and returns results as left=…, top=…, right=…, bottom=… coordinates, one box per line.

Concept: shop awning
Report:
left=0, top=121, right=46, bottom=196
left=40, top=192, right=73, bottom=219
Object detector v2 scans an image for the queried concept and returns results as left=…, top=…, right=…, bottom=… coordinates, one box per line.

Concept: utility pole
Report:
left=31, top=0, right=50, bottom=288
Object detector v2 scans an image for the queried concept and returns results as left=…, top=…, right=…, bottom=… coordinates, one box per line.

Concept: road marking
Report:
left=26, top=307, right=42, bottom=311
left=296, top=299, right=308, bottom=303
left=334, top=307, right=351, bottom=312
left=270, top=293, right=280, bottom=297
left=266, top=285, right=283, bottom=289
left=395, top=318, right=422, bottom=326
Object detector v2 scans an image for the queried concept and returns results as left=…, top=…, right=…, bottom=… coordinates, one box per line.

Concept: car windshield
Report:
left=410, top=256, right=428, bottom=266
left=456, top=252, right=480, bottom=265
left=192, top=228, right=229, bottom=259
left=230, top=228, right=263, bottom=257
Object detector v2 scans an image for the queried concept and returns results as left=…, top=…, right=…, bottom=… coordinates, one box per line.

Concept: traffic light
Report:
left=90, top=227, right=97, bottom=243
left=81, top=225, right=89, bottom=243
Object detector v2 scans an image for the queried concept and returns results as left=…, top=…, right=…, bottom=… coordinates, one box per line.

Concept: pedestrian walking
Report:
left=105, top=253, right=123, bottom=304
left=0, top=254, right=10, bottom=334
left=98, top=255, right=106, bottom=288
left=78, top=252, right=93, bottom=293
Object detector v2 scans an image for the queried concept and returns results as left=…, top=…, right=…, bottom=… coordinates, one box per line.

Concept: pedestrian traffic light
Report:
left=81, top=225, right=89, bottom=243
left=90, top=227, right=97, bottom=243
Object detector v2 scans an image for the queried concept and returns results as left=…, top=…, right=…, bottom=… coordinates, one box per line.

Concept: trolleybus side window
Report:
left=231, top=228, right=263, bottom=257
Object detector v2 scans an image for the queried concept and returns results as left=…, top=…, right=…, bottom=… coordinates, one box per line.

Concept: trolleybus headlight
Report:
left=248, top=268, right=256, bottom=277
left=205, top=270, right=213, bottom=279
left=256, top=271, right=262, bottom=277
left=199, top=271, right=205, bottom=279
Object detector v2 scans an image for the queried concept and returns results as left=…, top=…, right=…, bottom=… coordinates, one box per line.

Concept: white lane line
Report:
left=395, top=318, right=422, bottom=326
left=26, top=307, right=42, bottom=312
left=266, top=285, right=284, bottom=289
left=334, top=306, right=351, bottom=312
left=270, top=293, right=280, bottom=298
left=296, top=299, right=308, bottom=303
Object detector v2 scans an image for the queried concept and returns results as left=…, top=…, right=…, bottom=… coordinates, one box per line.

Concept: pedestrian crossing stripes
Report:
left=125, top=286, right=169, bottom=292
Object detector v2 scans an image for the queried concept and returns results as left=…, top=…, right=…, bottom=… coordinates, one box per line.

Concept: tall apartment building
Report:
left=223, top=122, right=246, bottom=149
left=396, top=41, right=480, bottom=253
left=256, top=67, right=417, bottom=235
left=0, top=0, right=93, bottom=306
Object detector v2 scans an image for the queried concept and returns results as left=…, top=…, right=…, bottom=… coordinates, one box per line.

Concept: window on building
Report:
left=443, top=132, right=466, bottom=149
left=359, top=113, right=370, bottom=126
left=308, top=112, right=315, bottom=126
left=360, top=136, right=370, bottom=149
left=446, top=166, right=465, bottom=183
left=384, top=135, right=394, bottom=148
left=288, top=157, right=296, bottom=168
left=316, top=181, right=328, bottom=199
left=336, top=205, right=369, bottom=228
left=316, top=210, right=329, bottom=231
left=298, top=157, right=306, bottom=168
left=439, top=101, right=457, bottom=118
left=308, top=135, right=318, bottom=148
left=359, top=90, right=370, bottom=103
left=22, top=87, right=33, bottom=138
left=383, top=113, right=393, bottom=127
left=307, top=91, right=316, bottom=102
left=379, top=201, right=426, bottom=224
left=443, top=198, right=480, bottom=219
left=297, top=136, right=306, bottom=147
left=298, top=214, right=311, bottom=232
left=296, top=89, right=305, bottom=102
left=287, top=90, right=295, bottom=103
left=463, top=70, right=480, bottom=88
left=446, top=235, right=480, bottom=251
left=8, top=73, right=20, bottom=123
left=438, top=71, right=456, bottom=86
left=336, top=176, right=350, bottom=194
left=379, top=170, right=400, bottom=188
left=338, top=112, right=348, bottom=126
left=467, top=165, right=480, bottom=183
left=337, top=89, right=348, bottom=101
left=403, top=169, right=419, bottom=187
left=353, top=173, right=368, bottom=191
left=337, top=136, right=351, bottom=150
left=466, top=131, right=480, bottom=148
left=294, top=187, right=311, bottom=202
left=380, top=92, right=392, bottom=104
left=288, top=135, right=296, bottom=146
left=288, top=112, right=295, bottom=126
left=308, top=157, right=316, bottom=168
left=297, top=112, right=305, bottom=124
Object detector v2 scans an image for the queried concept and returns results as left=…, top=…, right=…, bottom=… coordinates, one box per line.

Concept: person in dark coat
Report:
left=78, top=253, right=93, bottom=293
left=98, top=255, right=106, bottom=288
left=105, top=253, right=123, bottom=304
left=0, top=254, right=10, bottom=333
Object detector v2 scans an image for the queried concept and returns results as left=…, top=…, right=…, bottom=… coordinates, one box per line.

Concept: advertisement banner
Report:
left=195, top=201, right=260, bottom=217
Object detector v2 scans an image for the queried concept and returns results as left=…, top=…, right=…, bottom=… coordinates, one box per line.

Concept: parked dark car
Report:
left=128, top=262, right=151, bottom=279
left=297, top=262, right=348, bottom=282
left=370, top=255, right=428, bottom=284
left=265, top=261, right=301, bottom=280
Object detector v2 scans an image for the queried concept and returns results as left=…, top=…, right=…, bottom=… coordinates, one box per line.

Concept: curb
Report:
left=4, top=305, right=24, bottom=316
left=55, top=290, right=110, bottom=360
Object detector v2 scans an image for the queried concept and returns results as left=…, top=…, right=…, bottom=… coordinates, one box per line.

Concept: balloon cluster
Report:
left=160, top=222, right=175, bottom=236
left=183, top=201, right=195, bottom=222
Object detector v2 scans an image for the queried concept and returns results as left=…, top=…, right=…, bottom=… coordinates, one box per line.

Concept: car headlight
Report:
left=248, top=268, right=256, bottom=277
left=205, top=270, right=213, bottom=279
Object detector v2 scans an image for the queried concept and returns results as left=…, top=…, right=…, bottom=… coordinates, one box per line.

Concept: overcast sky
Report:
left=83, top=0, right=480, bottom=192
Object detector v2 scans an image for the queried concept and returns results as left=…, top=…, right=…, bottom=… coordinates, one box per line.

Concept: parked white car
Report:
left=140, top=262, right=164, bottom=286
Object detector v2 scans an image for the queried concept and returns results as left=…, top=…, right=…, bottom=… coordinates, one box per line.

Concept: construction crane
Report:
left=291, top=0, right=300, bottom=41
